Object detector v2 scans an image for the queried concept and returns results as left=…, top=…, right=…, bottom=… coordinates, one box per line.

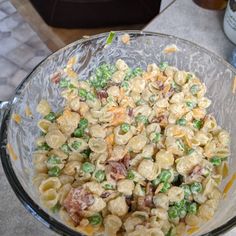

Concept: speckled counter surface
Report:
left=1, top=0, right=236, bottom=236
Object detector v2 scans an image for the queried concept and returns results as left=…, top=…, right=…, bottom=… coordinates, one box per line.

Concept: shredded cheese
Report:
left=223, top=172, right=236, bottom=198
left=232, top=76, right=236, bottom=94
left=187, top=227, right=199, bottom=235
left=163, top=44, right=179, bottom=54
left=25, top=105, right=33, bottom=117
left=12, top=113, right=21, bottom=124
left=6, top=143, right=18, bottom=161
left=121, top=33, right=130, bottom=45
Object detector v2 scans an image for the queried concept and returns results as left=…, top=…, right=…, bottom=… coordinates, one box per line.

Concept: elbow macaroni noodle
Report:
left=32, top=57, right=230, bottom=236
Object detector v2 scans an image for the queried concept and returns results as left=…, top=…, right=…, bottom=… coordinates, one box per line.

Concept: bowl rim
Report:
left=1, top=30, right=236, bottom=236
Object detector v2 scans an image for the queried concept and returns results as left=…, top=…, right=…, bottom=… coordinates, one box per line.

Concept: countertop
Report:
left=1, top=0, right=236, bottom=236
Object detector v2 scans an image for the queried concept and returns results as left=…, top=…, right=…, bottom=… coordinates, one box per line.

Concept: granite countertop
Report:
left=1, top=0, right=236, bottom=236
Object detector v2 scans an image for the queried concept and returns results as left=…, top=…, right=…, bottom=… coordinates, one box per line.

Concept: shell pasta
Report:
left=33, top=58, right=230, bottom=236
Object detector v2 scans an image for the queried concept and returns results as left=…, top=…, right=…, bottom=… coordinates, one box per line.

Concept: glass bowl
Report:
left=0, top=31, right=236, bottom=236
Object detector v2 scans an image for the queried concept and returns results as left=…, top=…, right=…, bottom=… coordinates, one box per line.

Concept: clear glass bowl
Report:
left=0, top=31, right=236, bottom=236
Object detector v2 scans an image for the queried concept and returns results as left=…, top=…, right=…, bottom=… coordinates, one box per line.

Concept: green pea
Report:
left=121, top=81, right=129, bottom=90
left=190, top=182, right=203, bottom=194
left=159, top=62, right=168, bottom=71
left=149, top=95, right=157, bottom=103
left=193, top=119, right=203, bottom=129
left=103, top=183, right=115, bottom=190
left=51, top=202, right=61, bottom=213
left=127, top=170, right=135, bottom=180
left=59, top=78, right=69, bottom=88
left=48, top=166, right=61, bottom=177
left=79, top=118, right=88, bottom=129
left=82, top=148, right=91, bottom=158
left=88, top=214, right=103, bottom=225
left=152, top=132, right=161, bottom=143
left=152, top=177, right=161, bottom=186
left=132, top=67, right=143, bottom=77
left=176, top=118, right=187, bottom=126
left=160, top=170, right=172, bottom=182
left=179, top=208, right=187, bottom=219
left=95, top=170, right=105, bottom=182
left=172, top=82, right=182, bottom=92
left=71, top=141, right=82, bottom=150
left=60, top=144, right=71, bottom=154
left=82, top=162, right=95, bottom=173
left=210, top=156, right=222, bottom=166
left=160, top=182, right=171, bottom=193
left=175, top=199, right=188, bottom=211
left=136, top=99, right=145, bottom=106
left=47, top=156, right=61, bottom=165
left=186, top=101, right=197, bottom=109
left=187, top=148, right=195, bottom=155
left=188, top=202, right=198, bottom=214
left=186, top=73, right=193, bottom=81
left=78, top=88, right=87, bottom=98
left=44, top=112, right=56, bottom=122
left=121, top=123, right=131, bottom=133
left=190, top=85, right=199, bottom=95
left=176, top=139, right=185, bottom=152
left=74, top=128, right=84, bottom=138
left=181, top=184, right=192, bottom=199
left=37, top=143, right=51, bottom=151
left=168, top=206, right=179, bottom=219
left=135, top=114, right=148, bottom=124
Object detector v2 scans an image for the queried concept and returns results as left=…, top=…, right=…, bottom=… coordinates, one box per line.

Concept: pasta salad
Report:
left=33, top=58, right=230, bottom=236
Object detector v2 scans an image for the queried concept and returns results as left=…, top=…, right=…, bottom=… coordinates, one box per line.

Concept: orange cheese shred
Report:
left=163, top=44, right=179, bottom=54
left=25, top=105, right=33, bottom=117
left=67, top=56, right=77, bottom=68
left=232, top=76, right=236, bottom=94
left=223, top=172, right=236, bottom=198
left=6, top=143, right=18, bottom=161
left=187, top=227, right=199, bottom=235
left=12, top=113, right=21, bottom=124
left=106, top=133, right=114, bottom=155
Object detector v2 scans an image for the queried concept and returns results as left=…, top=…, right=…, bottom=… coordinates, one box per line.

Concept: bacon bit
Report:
left=137, top=197, right=151, bottom=212
left=163, top=44, right=179, bottom=54
left=128, top=107, right=133, bottom=117
left=232, top=76, right=236, bottom=94
left=121, top=33, right=130, bottom=45
left=64, top=187, right=94, bottom=224
left=6, top=143, right=18, bottom=161
left=25, top=105, right=33, bottom=117
left=51, top=72, right=61, bottom=84
left=101, top=191, right=111, bottom=198
left=96, top=90, right=108, bottom=99
left=122, top=153, right=130, bottom=169
left=144, top=195, right=153, bottom=207
left=109, top=161, right=127, bottom=181
left=190, top=165, right=202, bottom=178
left=154, top=114, right=168, bottom=127
left=12, top=113, right=21, bottom=124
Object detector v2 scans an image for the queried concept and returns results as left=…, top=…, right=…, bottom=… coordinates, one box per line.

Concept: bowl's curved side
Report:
left=1, top=30, right=236, bottom=236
